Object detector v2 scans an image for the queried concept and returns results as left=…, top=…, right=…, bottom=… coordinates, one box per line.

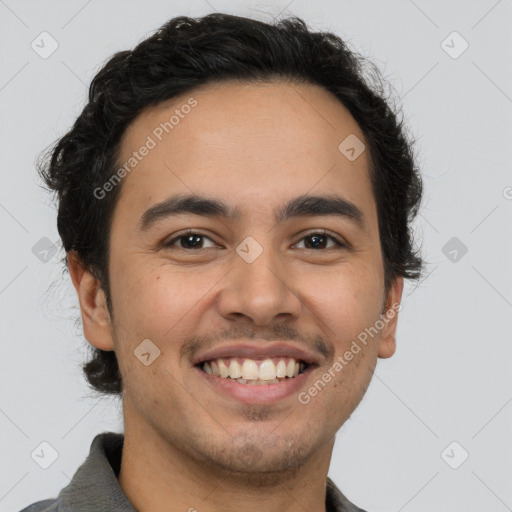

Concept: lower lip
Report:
left=194, top=365, right=315, bottom=405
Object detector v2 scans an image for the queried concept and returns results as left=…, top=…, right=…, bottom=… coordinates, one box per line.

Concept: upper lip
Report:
left=192, top=342, right=322, bottom=366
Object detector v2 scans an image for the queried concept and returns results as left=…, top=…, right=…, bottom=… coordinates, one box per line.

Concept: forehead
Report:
left=114, top=80, right=375, bottom=226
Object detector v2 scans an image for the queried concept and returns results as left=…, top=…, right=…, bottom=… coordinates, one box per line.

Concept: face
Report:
left=71, top=80, right=402, bottom=479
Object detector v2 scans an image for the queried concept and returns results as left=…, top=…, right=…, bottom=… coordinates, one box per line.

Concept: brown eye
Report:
left=294, top=232, right=345, bottom=250
left=162, top=230, right=346, bottom=252
left=164, top=232, right=216, bottom=250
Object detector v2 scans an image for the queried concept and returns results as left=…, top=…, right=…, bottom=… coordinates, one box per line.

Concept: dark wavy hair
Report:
left=37, top=12, right=423, bottom=398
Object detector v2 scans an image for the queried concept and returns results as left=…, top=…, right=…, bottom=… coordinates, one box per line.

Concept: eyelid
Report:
left=293, top=229, right=347, bottom=249
left=163, top=229, right=218, bottom=248
left=163, top=229, right=348, bottom=250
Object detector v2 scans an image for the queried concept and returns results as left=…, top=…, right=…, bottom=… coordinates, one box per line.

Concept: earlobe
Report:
left=67, top=251, right=115, bottom=351
left=377, top=276, right=404, bottom=359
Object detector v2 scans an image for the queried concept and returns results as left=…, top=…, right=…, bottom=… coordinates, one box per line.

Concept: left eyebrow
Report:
left=138, top=193, right=366, bottom=231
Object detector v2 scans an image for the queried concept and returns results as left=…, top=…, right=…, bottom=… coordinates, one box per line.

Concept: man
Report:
left=22, top=12, right=423, bottom=512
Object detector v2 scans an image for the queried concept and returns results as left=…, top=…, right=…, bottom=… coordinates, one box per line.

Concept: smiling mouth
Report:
left=197, top=356, right=309, bottom=385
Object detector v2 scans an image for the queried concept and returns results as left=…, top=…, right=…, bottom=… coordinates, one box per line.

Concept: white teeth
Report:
left=210, top=360, right=220, bottom=377
left=286, top=359, right=295, bottom=378
left=201, top=356, right=304, bottom=381
left=241, top=359, right=259, bottom=380
left=218, top=359, right=230, bottom=378
left=276, top=360, right=287, bottom=378
left=259, top=358, right=277, bottom=380
left=229, top=360, right=242, bottom=379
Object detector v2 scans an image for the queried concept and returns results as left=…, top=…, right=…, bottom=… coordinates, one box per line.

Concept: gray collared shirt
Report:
left=19, top=432, right=367, bottom=512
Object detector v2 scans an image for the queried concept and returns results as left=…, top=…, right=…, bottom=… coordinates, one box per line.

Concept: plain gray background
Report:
left=1, top=1, right=511, bottom=511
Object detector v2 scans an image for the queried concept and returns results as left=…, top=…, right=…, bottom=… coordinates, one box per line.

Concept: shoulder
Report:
left=17, top=498, right=59, bottom=511
left=326, top=477, right=369, bottom=512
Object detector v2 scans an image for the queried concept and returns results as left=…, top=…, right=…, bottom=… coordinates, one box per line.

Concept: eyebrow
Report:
left=138, top=193, right=365, bottom=231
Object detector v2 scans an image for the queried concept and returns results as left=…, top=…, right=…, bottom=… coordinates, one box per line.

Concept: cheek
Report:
left=300, top=265, right=383, bottom=405
left=109, top=266, right=211, bottom=397
left=110, top=263, right=220, bottom=345
left=302, top=264, right=383, bottom=343
left=297, top=278, right=381, bottom=435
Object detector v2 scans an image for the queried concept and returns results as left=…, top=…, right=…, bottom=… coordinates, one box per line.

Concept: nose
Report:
left=216, top=242, right=303, bottom=326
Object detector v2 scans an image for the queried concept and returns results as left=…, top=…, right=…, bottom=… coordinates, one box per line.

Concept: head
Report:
left=39, top=13, right=422, bottom=476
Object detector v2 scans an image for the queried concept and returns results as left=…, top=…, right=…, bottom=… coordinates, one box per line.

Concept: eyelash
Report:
left=163, top=229, right=347, bottom=251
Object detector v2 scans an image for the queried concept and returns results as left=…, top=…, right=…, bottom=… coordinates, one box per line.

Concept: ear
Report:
left=377, top=276, right=404, bottom=359
left=67, top=251, right=115, bottom=351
